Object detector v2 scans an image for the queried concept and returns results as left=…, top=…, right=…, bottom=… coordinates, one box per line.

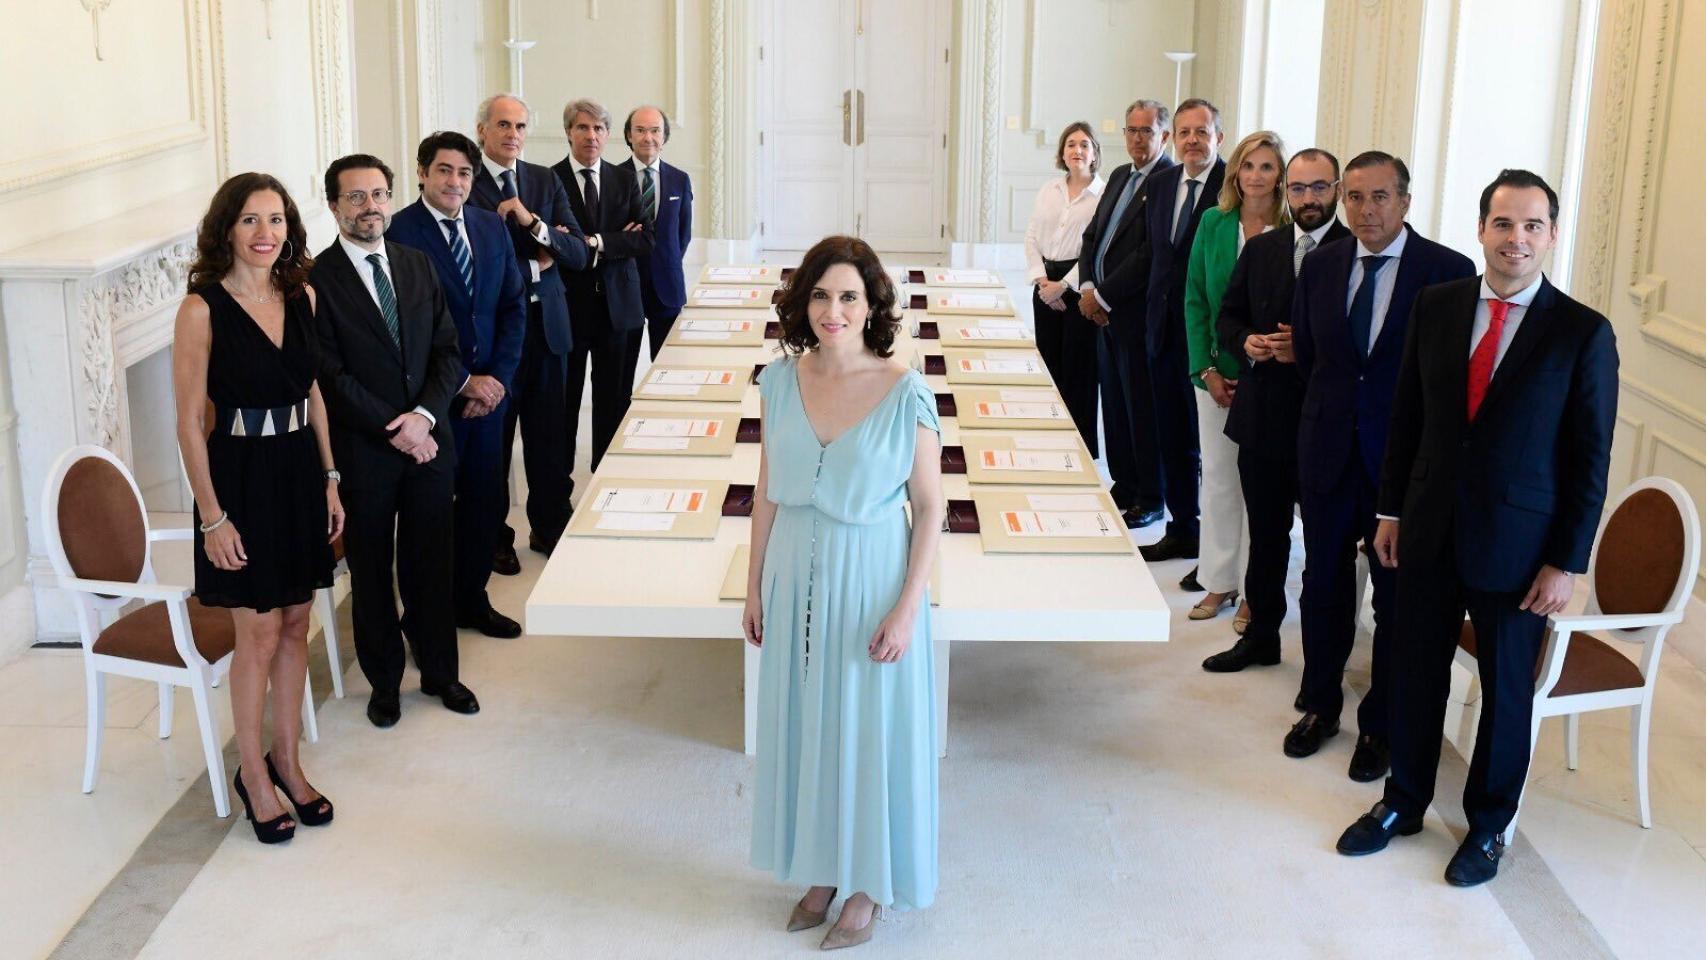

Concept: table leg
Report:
left=935, top=636, right=950, bottom=758
left=744, top=641, right=760, bottom=755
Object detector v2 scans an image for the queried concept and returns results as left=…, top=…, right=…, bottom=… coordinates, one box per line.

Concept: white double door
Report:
left=760, top=0, right=950, bottom=254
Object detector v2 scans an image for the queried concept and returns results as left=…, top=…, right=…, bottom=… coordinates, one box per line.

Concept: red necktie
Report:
left=1466, top=299, right=1511, bottom=422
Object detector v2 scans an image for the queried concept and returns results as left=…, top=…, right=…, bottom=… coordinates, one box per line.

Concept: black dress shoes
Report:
left=1178, top=566, right=1203, bottom=591
left=1336, top=801, right=1423, bottom=855
left=1348, top=734, right=1391, bottom=782
left=422, top=680, right=481, bottom=715
left=457, top=606, right=523, bottom=639
left=1139, top=535, right=1199, bottom=562
left=367, top=690, right=401, bottom=729
left=1283, top=713, right=1340, bottom=757
left=1444, top=832, right=1504, bottom=887
left=1122, top=505, right=1165, bottom=529
left=1201, top=635, right=1280, bottom=672
left=528, top=533, right=557, bottom=557
left=491, top=544, right=521, bottom=576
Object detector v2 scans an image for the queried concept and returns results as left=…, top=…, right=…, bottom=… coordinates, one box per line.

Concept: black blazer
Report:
left=467, top=159, right=590, bottom=356
left=309, top=240, right=463, bottom=479
left=552, top=157, right=655, bottom=332
left=1379, top=276, right=1619, bottom=592
left=1220, top=219, right=1352, bottom=459
left=1076, top=156, right=1175, bottom=343
left=1292, top=225, right=1476, bottom=493
left=1143, top=157, right=1225, bottom=358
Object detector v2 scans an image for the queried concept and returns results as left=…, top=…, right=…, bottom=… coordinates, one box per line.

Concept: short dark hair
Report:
left=324, top=154, right=394, bottom=203
left=1173, top=97, right=1221, bottom=134
left=416, top=131, right=481, bottom=173
left=775, top=236, right=901, bottom=359
left=623, top=106, right=672, bottom=146
left=1478, top=168, right=1559, bottom=224
left=1290, top=147, right=1341, bottom=181
left=1344, top=150, right=1411, bottom=195
left=1054, top=121, right=1101, bottom=175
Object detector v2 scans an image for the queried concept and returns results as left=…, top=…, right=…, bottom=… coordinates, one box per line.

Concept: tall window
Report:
left=1238, top=0, right=1326, bottom=148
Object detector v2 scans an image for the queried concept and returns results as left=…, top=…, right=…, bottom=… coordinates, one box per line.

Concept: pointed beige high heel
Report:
left=787, top=888, right=836, bottom=932
left=1189, top=589, right=1238, bottom=621
left=821, top=904, right=879, bottom=950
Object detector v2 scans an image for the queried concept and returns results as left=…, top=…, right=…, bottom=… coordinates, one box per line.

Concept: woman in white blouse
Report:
left=1024, top=122, right=1106, bottom=455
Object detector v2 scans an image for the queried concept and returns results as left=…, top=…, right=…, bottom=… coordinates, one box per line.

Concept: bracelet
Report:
left=198, top=511, right=229, bottom=534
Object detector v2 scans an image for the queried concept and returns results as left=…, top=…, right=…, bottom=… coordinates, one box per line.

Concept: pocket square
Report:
left=667, top=195, right=681, bottom=201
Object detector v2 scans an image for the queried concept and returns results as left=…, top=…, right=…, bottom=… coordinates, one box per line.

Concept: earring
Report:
left=278, top=239, right=295, bottom=262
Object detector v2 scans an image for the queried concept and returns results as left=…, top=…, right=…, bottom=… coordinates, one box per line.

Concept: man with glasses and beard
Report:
left=1203, top=149, right=1350, bottom=678
left=310, top=154, right=480, bottom=728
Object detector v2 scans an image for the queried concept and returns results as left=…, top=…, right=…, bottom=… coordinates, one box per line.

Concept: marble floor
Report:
left=5, top=273, right=1705, bottom=958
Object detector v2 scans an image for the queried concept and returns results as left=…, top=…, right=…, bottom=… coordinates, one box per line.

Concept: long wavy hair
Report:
left=1216, top=130, right=1291, bottom=227
left=774, top=236, right=901, bottom=358
left=186, top=172, right=312, bottom=297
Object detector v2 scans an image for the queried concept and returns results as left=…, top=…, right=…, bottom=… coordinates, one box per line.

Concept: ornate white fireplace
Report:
left=0, top=192, right=203, bottom=642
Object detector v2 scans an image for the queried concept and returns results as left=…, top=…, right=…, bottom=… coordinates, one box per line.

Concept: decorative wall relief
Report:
left=81, top=0, right=115, bottom=61
left=75, top=241, right=195, bottom=447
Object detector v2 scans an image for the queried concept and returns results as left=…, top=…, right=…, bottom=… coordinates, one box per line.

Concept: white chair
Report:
left=43, top=445, right=317, bottom=817
left=1455, top=476, right=1700, bottom=833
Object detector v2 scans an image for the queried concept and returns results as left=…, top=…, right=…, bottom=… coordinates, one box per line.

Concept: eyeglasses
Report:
left=339, top=188, right=393, bottom=206
left=1286, top=180, right=1337, bottom=198
left=1122, top=126, right=1157, bottom=138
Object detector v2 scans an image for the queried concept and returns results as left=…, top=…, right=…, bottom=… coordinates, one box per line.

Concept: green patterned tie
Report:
left=366, top=252, right=401, bottom=348
left=640, top=166, right=657, bottom=224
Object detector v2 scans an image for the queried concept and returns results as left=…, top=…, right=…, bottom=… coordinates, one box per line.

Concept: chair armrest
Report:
left=57, top=577, right=191, bottom=602
left=1548, top=611, right=1685, bottom=633
left=149, top=528, right=195, bottom=542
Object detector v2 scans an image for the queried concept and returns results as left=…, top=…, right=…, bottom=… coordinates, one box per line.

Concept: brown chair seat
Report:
left=1457, top=622, right=1645, bottom=698
left=92, top=598, right=237, bottom=667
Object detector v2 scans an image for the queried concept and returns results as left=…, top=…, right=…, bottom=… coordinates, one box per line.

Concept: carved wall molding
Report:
left=308, top=0, right=351, bottom=197
left=709, top=0, right=728, bottom=237
left=1576, top=0, right=1641, bottom=313
left=75, top=240, right=196, bottom=448
left=1019, top=0, right=1045, bottom=144
left=1626, top=0, right=1677, bottom=295
left=671, top=0, right=687, bottom=127
left=0, top=0, right=209, bottom=195
left=417, top=0, right=444, bottom=135
left=976, top=0, right=1002, bottom=243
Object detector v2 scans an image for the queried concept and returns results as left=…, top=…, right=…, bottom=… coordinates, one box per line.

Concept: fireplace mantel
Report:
left=0, top=192, right=207, bottom=641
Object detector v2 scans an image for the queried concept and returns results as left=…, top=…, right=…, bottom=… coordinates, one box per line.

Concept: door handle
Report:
left=842, top=89, right=852, bottom=146
left=856, top=213, right=862, bottom=236
left=856, top=89, right=865, bottom=146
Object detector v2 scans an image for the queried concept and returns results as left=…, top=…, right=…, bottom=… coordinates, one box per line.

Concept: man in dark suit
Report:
left=310, top=154, right=480, bottom=727
left=386, top=131, right=526, bottom=639
left=1288, top=152, right=1475, bottom=777
left=1203, top=148, right=1352, bottom=674
left=1138, top=98, right=1226, bottom=563
left=1338, top=170, right=1618, bottom=886
left=554, top=97, right=655, bottom=471
left=468, top=93, right=592, bottom=564
left=623, top=105, right=694, bottom=360
left=1076, top=98, right=1172, bottom=529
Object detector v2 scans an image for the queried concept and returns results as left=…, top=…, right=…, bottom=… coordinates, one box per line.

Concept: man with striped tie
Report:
left=388, top=131, right=527, bottom=640
left=623, top=105, right=694, bottom=360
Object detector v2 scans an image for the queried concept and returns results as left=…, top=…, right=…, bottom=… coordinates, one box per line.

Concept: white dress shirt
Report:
left=336, top=234, right=439, bottom=427
left=630, top=157, right=662, bottom=221
left=1345, top=226, right=1410, bottom=353
left=567, top=156, right=605, bottom=265
left=423, top=197, right=473, bottom=256
left=1470, top=273, right=1544, bottom=371
left=480, top=154, right=553, bottom=293
left=1024, top=175, right=1105, bottom=290
left=1295, top=218, right=1336, bottom=251
left=1171, top=163, right=1215, bottom=243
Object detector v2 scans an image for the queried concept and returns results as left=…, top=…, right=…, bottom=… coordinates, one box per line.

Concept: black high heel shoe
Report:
left=233, top=770, right=296, bottom=844
left=266, top=753, right=334, bottom=826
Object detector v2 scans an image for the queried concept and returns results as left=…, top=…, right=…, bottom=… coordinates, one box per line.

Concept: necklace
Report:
left=224, top=280, right=278, bottom=304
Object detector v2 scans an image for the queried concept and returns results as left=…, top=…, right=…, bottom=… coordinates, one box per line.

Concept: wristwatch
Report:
left=324, top=470, right=342, bottom=483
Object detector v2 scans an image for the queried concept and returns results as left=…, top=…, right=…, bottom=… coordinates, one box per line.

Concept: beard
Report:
left=341, top=210, right=390, bottom=242
left=1291, top=200, right=1337, bottom=232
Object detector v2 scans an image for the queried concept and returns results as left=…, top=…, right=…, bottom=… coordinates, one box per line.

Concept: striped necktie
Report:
left=441, top=218, right=474, bottom=298
left=365, top=252, right=401, bottom=348
left=1294, top=233, right=1316, bottom=277
left=640, top=166, right=657, bottom=224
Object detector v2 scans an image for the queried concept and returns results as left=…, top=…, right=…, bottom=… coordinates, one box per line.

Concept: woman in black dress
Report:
left=174, top=173, right=342, bottom=843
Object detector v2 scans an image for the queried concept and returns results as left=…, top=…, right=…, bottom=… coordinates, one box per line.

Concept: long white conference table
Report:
left=526, top=275, right=1169, bottom=755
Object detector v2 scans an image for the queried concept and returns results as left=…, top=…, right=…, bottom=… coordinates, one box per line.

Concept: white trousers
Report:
left=1194, top=388, right=1249, bottom=594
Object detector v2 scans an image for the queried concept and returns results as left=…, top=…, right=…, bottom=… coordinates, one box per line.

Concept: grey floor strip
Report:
left=49, top=623, right=1614, bottom=959
left=48, top=604, right=355, bottom=960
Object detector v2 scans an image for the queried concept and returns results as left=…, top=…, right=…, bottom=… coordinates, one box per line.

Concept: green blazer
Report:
left=1184, top=206, right=1270, bottom=388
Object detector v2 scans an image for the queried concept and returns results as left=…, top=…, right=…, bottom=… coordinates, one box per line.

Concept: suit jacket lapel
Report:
left=1106, top=166, right=1146, bottom=247
left=1477, top=278, right=1555, bottom=419
left=1370, top=226, right=1421, bottom=359
left=325, top=243, right=403, bottom=364
left=472, top=168, right=503, bottom=210
left=1442, top=281, right=1478, bottom=424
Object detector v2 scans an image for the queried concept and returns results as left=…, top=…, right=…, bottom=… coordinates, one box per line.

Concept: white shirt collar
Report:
left=481, top=153, right=516, bottom=184
left=632, top=156, right=660, bottom=175
left=421, top=196, right=462, bottom=223
left=1182, top=161, right=1214, bottom=185
left=570, top=156, right=600, bottom=177
left=1133, top=156, right=1162, bottom=179
left=1355, top=225, right=1409, bottom=261
left=1296, top=219, right=1337, bottom=246
left=1479, top=273, right=1544, bottom=307
left=338, top=233, right=386, bottom=265
left=1053, top=175, right=1106, bottom=200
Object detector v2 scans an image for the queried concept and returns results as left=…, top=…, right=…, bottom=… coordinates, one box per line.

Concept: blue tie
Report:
left=1093, top=168, right=1142, bottom=283
left=1347, top=255, right=1390, bottom=360
left=499, top=168, right=517, bottom=200
left=441, top=218, right=474, bottom=298
left=1171, top=178, right=1201, bottom=248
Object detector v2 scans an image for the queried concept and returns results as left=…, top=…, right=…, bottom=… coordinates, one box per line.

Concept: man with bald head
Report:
left=623, top=105, right=694, bottom=359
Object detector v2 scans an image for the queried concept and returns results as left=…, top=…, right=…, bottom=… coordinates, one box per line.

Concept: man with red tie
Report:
left=1335, top=170, right=1619, bottom=887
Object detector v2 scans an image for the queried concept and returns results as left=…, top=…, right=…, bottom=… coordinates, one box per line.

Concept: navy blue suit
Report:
left=1141, top=158, right=1225, bottom=540
left=627, top=157, right=694, bottom=359
left=1290, top=224, right=1475, bottom=731
left=467, top=159, right=591, bottom=548
left=1379, top=276, right=1617, bottom=835
left=387, top=199, right=526, bottom=614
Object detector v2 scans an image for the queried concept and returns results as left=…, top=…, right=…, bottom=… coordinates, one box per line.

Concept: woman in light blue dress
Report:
left=743, top=235, right=945, bottom=950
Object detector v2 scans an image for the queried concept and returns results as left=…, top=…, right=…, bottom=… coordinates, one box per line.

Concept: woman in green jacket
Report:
left=1181, top=130, right=1289, bottom=630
